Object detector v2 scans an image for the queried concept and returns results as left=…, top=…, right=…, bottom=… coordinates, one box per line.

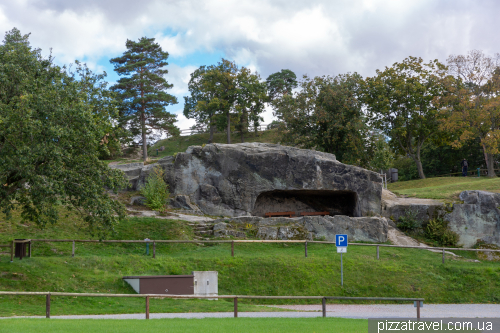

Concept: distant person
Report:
left=461, top=158, right=468, bottom=177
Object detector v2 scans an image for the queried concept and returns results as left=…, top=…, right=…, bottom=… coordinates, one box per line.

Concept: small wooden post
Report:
left=416, top=300, right=420, bottom=319
left=442, top=249, right=445, bottom=264
left=72, top=241, right=75, bottom=257
left=46, top=294, right=51, bottom=318
left=153, top=241, right=156, bottom=259
left=234, top=297, right=238, bottom=317
left=377, top=245, right=379, bottom=260
left=305, top=241, right=308, bottom=258
left=322, top=297, right=326, bottom=317
left=10, top=241, right=14, bottom=262
left=146, top=296, right=150, bottom=319
left=231, top=241, right=234, bottom=257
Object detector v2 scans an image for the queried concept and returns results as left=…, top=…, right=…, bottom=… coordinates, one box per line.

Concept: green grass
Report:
left=1, top=211, right=500, bottom=317
left=387, top=177, right=500, bottom=200
left=0, top=318, right=367, bottom=333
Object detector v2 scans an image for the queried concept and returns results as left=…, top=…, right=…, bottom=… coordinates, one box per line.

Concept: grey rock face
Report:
left=381, top=189, right=444, bottom=222
left=129, top=196, right=146, bottom=206
left=212, top=215, right=388, bottom=242
left=445, top=191, right=500, bottom=247
left=171, top=195, right=200, bottom=211
left=112, top=143, right=382, bottom=218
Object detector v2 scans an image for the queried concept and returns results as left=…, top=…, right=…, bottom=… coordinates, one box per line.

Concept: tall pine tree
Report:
left=110, top=37, right=178, bottom=161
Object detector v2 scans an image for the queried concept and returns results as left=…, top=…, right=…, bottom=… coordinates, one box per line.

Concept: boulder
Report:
left=129, top=196, right=146, bottom=206
left=381, top=189, right=444, bottom=222
left=445, top=191, right=500, bottom=247
left=171, top=195, right=200, bottom=211
left=212, top=215, right=389, bottom=242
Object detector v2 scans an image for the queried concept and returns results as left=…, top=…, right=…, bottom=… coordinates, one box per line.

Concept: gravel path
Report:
left=2, top=304, right=499, bottom=320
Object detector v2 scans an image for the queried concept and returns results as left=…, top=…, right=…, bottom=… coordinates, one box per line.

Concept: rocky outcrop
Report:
left=381, top=189, right=444, bottom=222
left=114, top=143, right=383, bottom=218
left=445, top=191, right=500, bottom=247
left=211, top=215, right=389, bottom=243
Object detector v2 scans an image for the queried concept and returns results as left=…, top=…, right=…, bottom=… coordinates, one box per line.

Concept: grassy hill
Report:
left=387, top=177, right=500, bottom=200
left=1, top=210, right=500, bottom=317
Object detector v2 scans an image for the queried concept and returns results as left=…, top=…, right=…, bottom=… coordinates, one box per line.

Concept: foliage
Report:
left=266, top=69, right=298, bottom=101
left=184, top=59, right=266, bottom=144
left=368, top=132, right=394, bottom=172
left=0, top=28, right=127, bottom=236
left=439, top=50, right=500, bottom=177
left=274, top=73, right=370, bottom=166
left=266, top=120, right=281, bottom=130
left=424, top=217, right=460, bottom=247
left=363, top=57, right=448, bottom=179
left=141, top=166, right=169, bottom=211
left=110, top=37, right=179, bottom=161
left=392, top=156, right=419, bottom=181
left=397, top=209, right=422, bottom=231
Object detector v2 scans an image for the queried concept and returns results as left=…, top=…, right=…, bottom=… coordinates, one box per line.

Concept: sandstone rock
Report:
left=257, top=227, right=278, bottom=239
left=445, top=191, right=500, bottom=247
left=171, top=195, right=200, bottom=211
left=381, top=189, right=444, bottom=222
left=129, top=196, right=146, bottom=206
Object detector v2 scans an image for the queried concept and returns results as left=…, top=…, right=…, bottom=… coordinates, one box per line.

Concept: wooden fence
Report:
left=0, top=291, right=425, bottom=319
left=3, top=238, right=500, bottom=264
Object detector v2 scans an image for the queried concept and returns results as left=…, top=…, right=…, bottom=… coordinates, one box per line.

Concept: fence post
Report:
left=153, top=241, right=156, bottom=259
left=231, top=241, right=234, bottom=257
left=377, top=245, right=379, bottom=260
left=322, top=297, right=326, bottom=317
left=234, top=297, right=238, bottom=318
left=72, top=241, right=75, bottom=257
left=305, top=241, right=308, bottom=258
left=10, top=240, right=14, bottom=262
left=146, top=296, right=150, bottom=319
left=46, top=293, right=51, bottom=318
left=416, top=300, right=420, bottom=319
left=442, top=249, right=445, bottom=264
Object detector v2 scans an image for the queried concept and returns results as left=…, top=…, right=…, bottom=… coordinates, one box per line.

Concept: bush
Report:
left=397, top=209, right=421, bottom=231
left=141, top=166, right=169, bottom=211
left=392, top=156, right=418, bottom=181
left=424, top=217, right=459, bottom=247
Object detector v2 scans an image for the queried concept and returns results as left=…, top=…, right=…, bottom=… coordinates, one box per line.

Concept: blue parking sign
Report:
left=336, top=234, right=348, bottom=247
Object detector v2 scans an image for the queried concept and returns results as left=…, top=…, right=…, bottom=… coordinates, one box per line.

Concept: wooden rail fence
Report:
left=2, top=238, right=500, bottom=264
left=0, top=291, right=425, bottom=319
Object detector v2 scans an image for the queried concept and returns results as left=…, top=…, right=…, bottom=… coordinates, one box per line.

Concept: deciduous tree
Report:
left=0, top=28, right=127, bottom=236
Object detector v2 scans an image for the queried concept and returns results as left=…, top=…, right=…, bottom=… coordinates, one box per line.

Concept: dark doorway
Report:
left=252, top=190, right=359, bottom=217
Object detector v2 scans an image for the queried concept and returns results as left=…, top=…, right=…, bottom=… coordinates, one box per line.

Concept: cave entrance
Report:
left=252, top=190, right=359, bottom=217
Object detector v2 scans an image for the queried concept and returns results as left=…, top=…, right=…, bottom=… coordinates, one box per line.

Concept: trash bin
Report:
left=14, top=239, right=27, bottom=258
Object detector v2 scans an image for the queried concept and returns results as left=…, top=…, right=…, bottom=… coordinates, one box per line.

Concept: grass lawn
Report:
left=387, top=177, right=500, bottom=200
left=0, top=318, right=367, bottom=333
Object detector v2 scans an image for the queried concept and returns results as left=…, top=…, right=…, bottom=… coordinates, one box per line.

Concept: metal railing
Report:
left=4, top=238, right=500, bottom=264
left=0, top=291, right=425, bottom=319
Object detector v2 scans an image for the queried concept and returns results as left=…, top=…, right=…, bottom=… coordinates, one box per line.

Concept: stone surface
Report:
left=445, top=191, right=500, bottom=247
left=212, top=215, right=389, bottom=242
left=129, top=196, right=146, bottom=206
left=381, top=189, right=444, bottom=222
left=171, top=195, right=200, bottom=211
left=158, top=143, right=382, bottom=217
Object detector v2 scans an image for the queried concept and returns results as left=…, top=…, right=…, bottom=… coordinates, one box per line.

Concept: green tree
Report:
left=110, top=37, right=179, bottom=161
left=274, top=73, right=370, bottom=166
left=0, top=28, right=127, bottom=236
left=141, top=166, right=169, bottom=211
left=369, top=133, right=395, bottom=172
left=440, top=50, right=500, bottom=177
left=363, top=57, right=447, bottom=179
left=184, top=59, right=266, bottom=144
left=266, top=69, right=298, bottom=101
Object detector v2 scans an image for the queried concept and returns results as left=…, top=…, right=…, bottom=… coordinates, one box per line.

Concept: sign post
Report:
left=335, top=234, right=348, bottom=286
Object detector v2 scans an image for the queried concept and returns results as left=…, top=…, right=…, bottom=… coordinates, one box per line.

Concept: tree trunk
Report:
left=141, top=112, right=147, bottom=161
left=209, top=124, right=215, bottom=143
left=485, top=151, right=497, bottom=177
left=409, top=153, right=426, bottom=179
left=226, top=112, right=231, bottom=144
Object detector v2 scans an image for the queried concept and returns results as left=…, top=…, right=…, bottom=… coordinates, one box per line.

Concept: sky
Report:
left=2, top=0, right=500, bottom=131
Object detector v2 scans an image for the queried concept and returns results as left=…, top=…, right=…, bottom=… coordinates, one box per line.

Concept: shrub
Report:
left=424, top=217, right=459, bottom=247
left=392, top=156, right=418, bottom=181
left=397, top=209, right=421, bottom=231
left=141, top=165, right=169, bottom=211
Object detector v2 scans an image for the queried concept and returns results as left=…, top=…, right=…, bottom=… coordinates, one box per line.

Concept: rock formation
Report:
left=112, top=143, right=384, bottom=218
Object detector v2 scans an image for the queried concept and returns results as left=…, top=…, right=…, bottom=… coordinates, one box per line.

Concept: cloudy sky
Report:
left=1, top=0, right=499, bottom=130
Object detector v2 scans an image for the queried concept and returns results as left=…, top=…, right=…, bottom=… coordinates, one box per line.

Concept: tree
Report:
left=0, top=28, right=127, bottom=236
left=440, top=50, right=500, bottom=177
left=266, top=69, right=298, bottom=101
left=362, top=57, right=447, bottom=179
left=184, top=59, right=266, bottom=144
left=274, top=73, right=370, bottom=166
left=110, top=37, right=179, bottom=161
